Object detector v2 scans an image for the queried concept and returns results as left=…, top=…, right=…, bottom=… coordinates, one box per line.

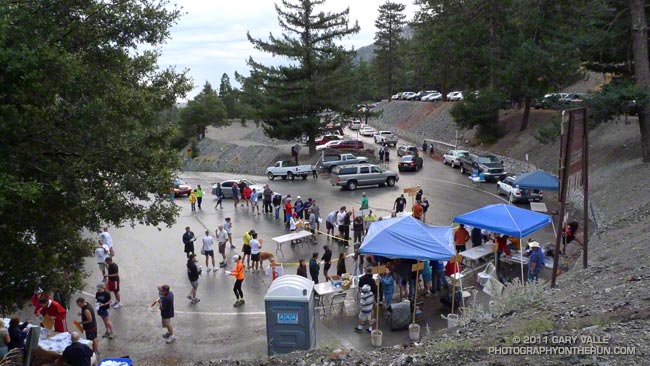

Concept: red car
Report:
left=331, top=140, right=364, bottom=149
left=173, top=178, right=192, bottom=196
left=314, top=135, right=342, bottom=145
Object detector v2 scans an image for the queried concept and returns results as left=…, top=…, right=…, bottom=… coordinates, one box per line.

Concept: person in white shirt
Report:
left=202, top=230, right=216, bottom=272
left=249, top=232, right=262, bottom=273
left=95, top=239, right=110, bottom=280
left=100, top=226, right=114, bottom=257
left=224, top=218, right=234, bottom=249
left=216, top=224, right=228, bottom=266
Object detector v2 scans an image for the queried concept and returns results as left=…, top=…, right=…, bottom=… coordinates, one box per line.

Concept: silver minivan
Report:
left=330, top=164, right=399, bottom=191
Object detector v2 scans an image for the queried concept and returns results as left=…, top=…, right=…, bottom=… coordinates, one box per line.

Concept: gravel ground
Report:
left=189, top=103, right=650, bottom=366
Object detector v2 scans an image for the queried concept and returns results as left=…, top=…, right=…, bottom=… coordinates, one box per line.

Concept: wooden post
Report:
left=372, top=264, right=386, bottom=331
left=412, top=261, right=422, bottom=324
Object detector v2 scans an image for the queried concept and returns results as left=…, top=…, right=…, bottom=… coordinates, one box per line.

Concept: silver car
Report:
left=212, top=179, right=265, bottom=199
left=330, top=164, right=399, bottom=191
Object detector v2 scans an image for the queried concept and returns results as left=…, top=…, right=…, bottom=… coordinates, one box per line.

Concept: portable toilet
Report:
left=264, top=275, right=316, bottom=355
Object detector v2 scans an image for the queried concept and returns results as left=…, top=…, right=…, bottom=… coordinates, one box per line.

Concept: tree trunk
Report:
left=520, top=96, right=532, bottom=132
left=308, top=128, right=316, bottom=157
left=630, top=0, right=650, bottom=162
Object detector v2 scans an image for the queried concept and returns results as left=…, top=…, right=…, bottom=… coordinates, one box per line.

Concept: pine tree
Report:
left=180, top=82, right=228, bottom=139
left=373, top=1, right=407, bottom=99
left=218, top=73, right=238, bottom=119
left=246, top=0, right=360, bottom=156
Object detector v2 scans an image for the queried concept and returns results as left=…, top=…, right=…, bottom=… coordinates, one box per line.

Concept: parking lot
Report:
left=63, top=127, right=558, bottom=364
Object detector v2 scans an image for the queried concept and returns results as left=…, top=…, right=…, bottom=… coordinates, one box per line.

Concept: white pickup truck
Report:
left=267, top=160, right=314, bottom=181
left=374, top=131, right=398, bottom=146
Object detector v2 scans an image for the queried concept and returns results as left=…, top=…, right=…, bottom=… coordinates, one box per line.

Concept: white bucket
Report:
left=371, top=330, right=383, bottom=347
left=447, top=313, right=459, bottom=328
left=408, top=323, right=420, bottom=341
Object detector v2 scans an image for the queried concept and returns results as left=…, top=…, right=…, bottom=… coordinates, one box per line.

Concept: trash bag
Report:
left=389, top=301, right=411, bottom=330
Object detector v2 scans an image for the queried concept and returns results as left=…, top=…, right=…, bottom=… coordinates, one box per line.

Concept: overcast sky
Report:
left=158, top=0, right=417, bottom=100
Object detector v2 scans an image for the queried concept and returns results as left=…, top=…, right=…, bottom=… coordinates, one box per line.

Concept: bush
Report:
left=190, top=140, right=200, bottom=158
left=491, top=278, right=547, bottom=316
left=534, top=117, right=561, bottom=144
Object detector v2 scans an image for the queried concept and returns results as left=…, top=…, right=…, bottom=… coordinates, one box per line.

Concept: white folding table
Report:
left=272, top=231, right=313, bottom=258
left=530, top=202, right=548, bottom=213
left=460, top=243, right=495, bottom=271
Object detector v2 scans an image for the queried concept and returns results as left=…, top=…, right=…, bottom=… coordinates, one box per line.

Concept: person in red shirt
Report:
left=412, top=202, right=423, bottom=220
left=453, top=224, right=470, bottom=252
left=38, top=298, right=68, bottom=332
left=284, top=197, right=293, bottom=229
left=31, top=288, right=50, bottom=316
left=243, top=186, right=252, bottom=208
left=495, top=234, right=511, bottom=271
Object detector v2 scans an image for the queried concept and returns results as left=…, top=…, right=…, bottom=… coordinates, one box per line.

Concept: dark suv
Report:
left=458, top=153, right=507, bottom=181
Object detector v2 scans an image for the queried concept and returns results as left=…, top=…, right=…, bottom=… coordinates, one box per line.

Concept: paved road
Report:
left=68, top=139, right=555, bottom=364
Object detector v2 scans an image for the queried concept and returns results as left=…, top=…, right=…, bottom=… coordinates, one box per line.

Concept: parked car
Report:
left=316, top=140, right=342, bottom=151
left=457, top=153, right=507, bottom=181
left=398, top=155, right=423, bottom=171
left=331, top=140, right=364, bottom=150
left=330, top=164, right=399, bottom=191
left=349, top=119, right=362, bottom=130
left=320, top=153, right=368, bottom=171
left=266, top=160, right=314, bottom=181
left=422, top=92, right=443, bottom=102
left=560, top=93, right=586, bottom=104
left=391, top=92, right=402, bottom=100
left=213, top=179, right=265, bottom=199
left=314, top=134, right=342, bottom=145
left=359, top=126, right=376, bottom=136
left=442, top=150, right=470, bottom=168
left=533, top=93, right=569, bottom=109
left=496, top=176, right=544, bottom=203
left=401, top=92, right=416, bottom=100
left=374, top=131, right=398, bottom=146
left=413, top=90, right=437, bottom=101
left=397, top=144, right=418, bottom=157
left=447, top=91, right=464, bottom=101
left=173, top=178, right=192, bottom=197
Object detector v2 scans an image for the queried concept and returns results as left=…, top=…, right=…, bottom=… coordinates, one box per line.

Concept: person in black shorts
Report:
left=321, top=245, right=333, bottom=281
left=95, top=285, right=114, bottom=339
left=75, top=297, right=98, bottom=355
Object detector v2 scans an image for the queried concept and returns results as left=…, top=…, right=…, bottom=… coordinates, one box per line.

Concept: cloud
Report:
left=159, top=0, right=416, bottom=99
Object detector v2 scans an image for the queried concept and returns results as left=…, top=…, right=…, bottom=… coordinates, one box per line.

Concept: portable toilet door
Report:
left=264, top=275, right=315, bottom=355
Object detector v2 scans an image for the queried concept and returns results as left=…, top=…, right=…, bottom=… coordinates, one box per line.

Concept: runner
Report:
left=202, top=230, right=216, bottom=272
left=242, top=229, right=254, bottom=269
left=95, top=239, right=110, bottom=281
left=95, top=285, right=114, bottom=339
left=216, top=224, right=228, bottom=267
left=75, top=297, right=98, bottom=355
left=227, top=255, right=245, bottom=307
left=321, top=245, right=333, bottom=281
left=100, top=226, right=114, bottom=257
left=195, top=185, right=204, bottom=210
left=158, top=285, right=175, bottom=344
left=224, top=218, right=234, bottom=249
left=186, top=254, right=201, bottom=304
left=104, top=257, right=121, bottom=309
left=249, top=232, right=262, bottom=273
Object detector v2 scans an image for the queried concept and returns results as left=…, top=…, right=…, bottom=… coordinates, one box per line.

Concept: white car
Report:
left=391, top=93, right=402, bottom=100
left=442, top=150, right=470, bottom=168
left=400, top=92, right=416, bottom=100
left=316, top=140, right=342, bottom=151
left=359, top=126, right=376, bottom=136
left=349, top=119, right=361, bottom=130
left=422, top=92, right=443, bottom=102
left=447, top=91, right=464, bottom=101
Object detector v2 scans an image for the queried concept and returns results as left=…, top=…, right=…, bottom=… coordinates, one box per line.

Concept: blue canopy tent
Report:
left=513, top=171, right=559, bottom=191
left=453, top=203, right=552, bottom=281
left=359, top=215, right=455, bottom=261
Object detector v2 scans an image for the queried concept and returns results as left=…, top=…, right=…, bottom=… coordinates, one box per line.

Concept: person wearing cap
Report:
left=526, top=241, right=545, bottom=282
left=158, top=285, right=175, bottom=344
left=228, top=255, right=246, bottom=307
left=355, top=284, right=375, bottom=333
left=358, top=266, right=378, bottom=302
left=454, top=224, right=470, bottom=252
left=186, top=254, right=201, bottom=304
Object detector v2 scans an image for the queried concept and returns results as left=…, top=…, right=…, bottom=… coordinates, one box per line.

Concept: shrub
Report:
left=534, top=117, right=561, bottom=144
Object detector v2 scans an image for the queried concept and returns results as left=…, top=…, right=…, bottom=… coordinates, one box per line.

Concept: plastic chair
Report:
left=329, top=292, right=347, bottom=313
left=478, top=263, right=496, bottom=286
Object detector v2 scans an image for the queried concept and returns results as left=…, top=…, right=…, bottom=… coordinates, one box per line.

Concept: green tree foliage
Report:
left=180, top=82, right=228, bottom=140
left=218, top=73, right=239, bottom=119
left=451, top=90, right=506, bottom=143
left=581, top=0, right=650, bottom=162
left=245, top=0, right=360, bottom=156
left=0, top=0, right=191, bottom=311
left=373, top=1, right=407, bottom=99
